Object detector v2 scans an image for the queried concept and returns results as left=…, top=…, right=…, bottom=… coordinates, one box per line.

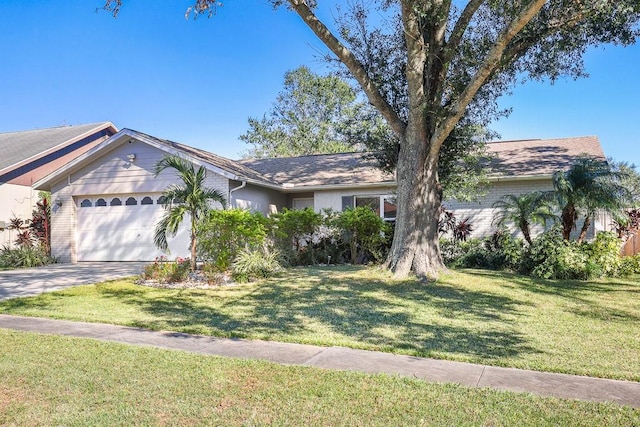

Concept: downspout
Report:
left=228, top=181, right=246, bottom=210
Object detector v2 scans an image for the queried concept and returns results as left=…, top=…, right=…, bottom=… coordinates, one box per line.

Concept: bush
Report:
left=520, top=226, right=591, bottom=280
left=197, top=209, right=268, bottom=272
left=442, top=230, right=524, bottom=271
left=334, top=207, right=391, bottom=264
left=0, top=246, right=56, bottom=269
left=142, top=256, right=190, bottom=283
left=231, top=247, right=283, bottom=283
left=484, top=230, right=524, bottom=271
left=455, top=239, right=489, bottom=268
left=619, top=254, right=640, bottom=276
left=269, top=208, right=324, bottom=266
left=580, top=232, right=622, bottom=277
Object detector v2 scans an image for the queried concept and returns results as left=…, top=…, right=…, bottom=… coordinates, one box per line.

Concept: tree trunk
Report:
left=561, top=204, right=576, bottom=240
left=385, top=130, right=445, bottom=280
left=577, top=215, right=592, bottom=244
left=521, top=222, right=532, bottom=245
left=190, top=218, right=197, bottom=271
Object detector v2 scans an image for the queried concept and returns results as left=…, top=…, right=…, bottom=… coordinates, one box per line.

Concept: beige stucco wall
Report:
left=230, top=182, right=287, bottom=215
left=313, top=186, right=397, bottom=213
left=50, top=140, right=229, bottom=263
left=0, top=183, right=39, bottom=247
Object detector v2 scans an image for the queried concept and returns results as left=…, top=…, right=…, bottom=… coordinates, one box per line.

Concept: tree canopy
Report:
left=104, top=0, right=640, bottom=279
left=240, top=66, right=389, bottom=158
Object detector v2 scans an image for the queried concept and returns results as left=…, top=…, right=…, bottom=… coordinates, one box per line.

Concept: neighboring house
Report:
left=0, top=122, right=118, bottom=247
left=34, top=128, right=608, bottom=263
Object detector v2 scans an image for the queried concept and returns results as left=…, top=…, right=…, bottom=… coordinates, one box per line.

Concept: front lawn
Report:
left=1, top=329, right=638, bottom=425
left=1, top=266, right=639, bottom=381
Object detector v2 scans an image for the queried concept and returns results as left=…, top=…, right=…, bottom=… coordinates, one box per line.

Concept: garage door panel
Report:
left=77, top=195, right=191, bottom=262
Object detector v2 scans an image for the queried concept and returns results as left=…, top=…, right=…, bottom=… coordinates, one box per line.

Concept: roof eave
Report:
left=487, top=173, right=552, bottom=182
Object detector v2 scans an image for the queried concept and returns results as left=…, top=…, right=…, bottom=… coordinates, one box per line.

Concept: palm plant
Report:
left=552, top=156, right=631, bottom=243
left=154, top=155, right=227, bottom=271
left=492, top=192, right=555, bottom=244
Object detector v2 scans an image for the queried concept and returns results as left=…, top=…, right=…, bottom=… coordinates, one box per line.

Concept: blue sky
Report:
left=1, top=1, right=638, bottom=166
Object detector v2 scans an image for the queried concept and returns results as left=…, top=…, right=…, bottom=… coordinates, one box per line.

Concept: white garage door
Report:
left=76, top=194, right=190, bottom=262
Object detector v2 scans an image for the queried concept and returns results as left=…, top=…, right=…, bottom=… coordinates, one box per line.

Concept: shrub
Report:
left=456, top=239, right=490, bottom=268
left=439, top=238, right=467, bottom=266
left=619, top=254, right=640, bottom=277
left=0, top=246, right=56, bottom=269
left=334, top=207, right=391, bottom=264
left=231, top=247, right=283, bottom=283
left=439, top=207, right=473, bottom=242
left=483, top=230, right=524, bottom=271
left=142, top=256, right=190, bottom=283
left=197, top=209, right=268, bottom=272
left=442, top=230, right=524, bottom=271
left=521, top=226, right=590, bottom=280
left=580, top=232, right=623, bottom=277
left=269, top=208, right=323, bottom=265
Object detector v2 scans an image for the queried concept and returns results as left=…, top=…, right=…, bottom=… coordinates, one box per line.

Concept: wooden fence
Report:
left=621, top=232, right=640, bottom=257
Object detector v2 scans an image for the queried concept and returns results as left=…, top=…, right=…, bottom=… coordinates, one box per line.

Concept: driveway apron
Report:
left=0, top=262, right=145, bottom=300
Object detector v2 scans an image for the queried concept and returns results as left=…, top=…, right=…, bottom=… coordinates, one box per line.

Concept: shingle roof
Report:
left=486, top=136, right=605, bottom=177
left=239, top=136, right=604, bottom=186
left=239, top=152, right=395, bottom=187
left=0, top=122, right=115, bottom=171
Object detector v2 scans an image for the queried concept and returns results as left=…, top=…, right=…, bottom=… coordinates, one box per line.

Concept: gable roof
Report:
left=0, top=122, right=116, bottom=172
left=34, top=128, right=279, bottom=191
left=486, top=135, right=605, bottom=178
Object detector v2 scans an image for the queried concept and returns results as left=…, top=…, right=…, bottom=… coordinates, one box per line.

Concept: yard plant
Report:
left=154, top=155, right=227, bottom=271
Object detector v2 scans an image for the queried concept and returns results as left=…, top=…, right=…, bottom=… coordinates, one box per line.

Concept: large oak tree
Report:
left=103, top=0, right=640, bottom=279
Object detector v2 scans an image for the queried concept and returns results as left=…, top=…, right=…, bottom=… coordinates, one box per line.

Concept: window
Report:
left=80, top=199, right=92, bottom=208
left=355, top=196, right=381, bottom=216
left=110, top=198, right=122, bottom=206
left=141, top=196, right=153, bottom=205
left=292, top=198, right=314, bottom=210
left=125, top=197, right=137, bottom=206
left=383, top=196, right=397, bottom=220
left=157, top=196, right=167, bottom=205
left=96, top=198, right=107, bottom=207
left=343, top=194, right=397, bottom=221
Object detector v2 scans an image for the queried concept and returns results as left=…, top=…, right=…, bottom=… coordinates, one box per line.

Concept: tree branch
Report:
left=444, top=0, right=486, bottom=64
left=288, top=0, right=406, bottom=136
left=432, top=0, right=547, bottom=157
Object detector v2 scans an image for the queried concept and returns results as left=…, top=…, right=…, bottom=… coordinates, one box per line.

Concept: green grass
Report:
left=1, top=266, right=639, bottom=380
left=1, top=329, right=638, bottom=425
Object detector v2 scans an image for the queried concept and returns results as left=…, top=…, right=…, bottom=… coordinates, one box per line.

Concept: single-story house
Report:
left=34, top=128, right=609, bottom=263
left=0, top=122, right=118, bottom=247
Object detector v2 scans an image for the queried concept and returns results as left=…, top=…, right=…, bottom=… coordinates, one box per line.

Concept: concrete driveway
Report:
left=0, top=262, right=146, bottom=300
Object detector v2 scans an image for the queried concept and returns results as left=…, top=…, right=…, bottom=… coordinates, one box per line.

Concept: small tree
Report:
left=492, top=192, right=555, bottom=244
left=154, top=155, right=227, bottom=271
left=335, top=207, right=391, bottom=264
left=269, top=208, right=322, bottom=264
left=552, top=156, right=631, bottom=242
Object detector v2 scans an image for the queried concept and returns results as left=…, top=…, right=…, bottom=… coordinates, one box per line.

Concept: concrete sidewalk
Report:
left=1, top=314, right=639, bottom=409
